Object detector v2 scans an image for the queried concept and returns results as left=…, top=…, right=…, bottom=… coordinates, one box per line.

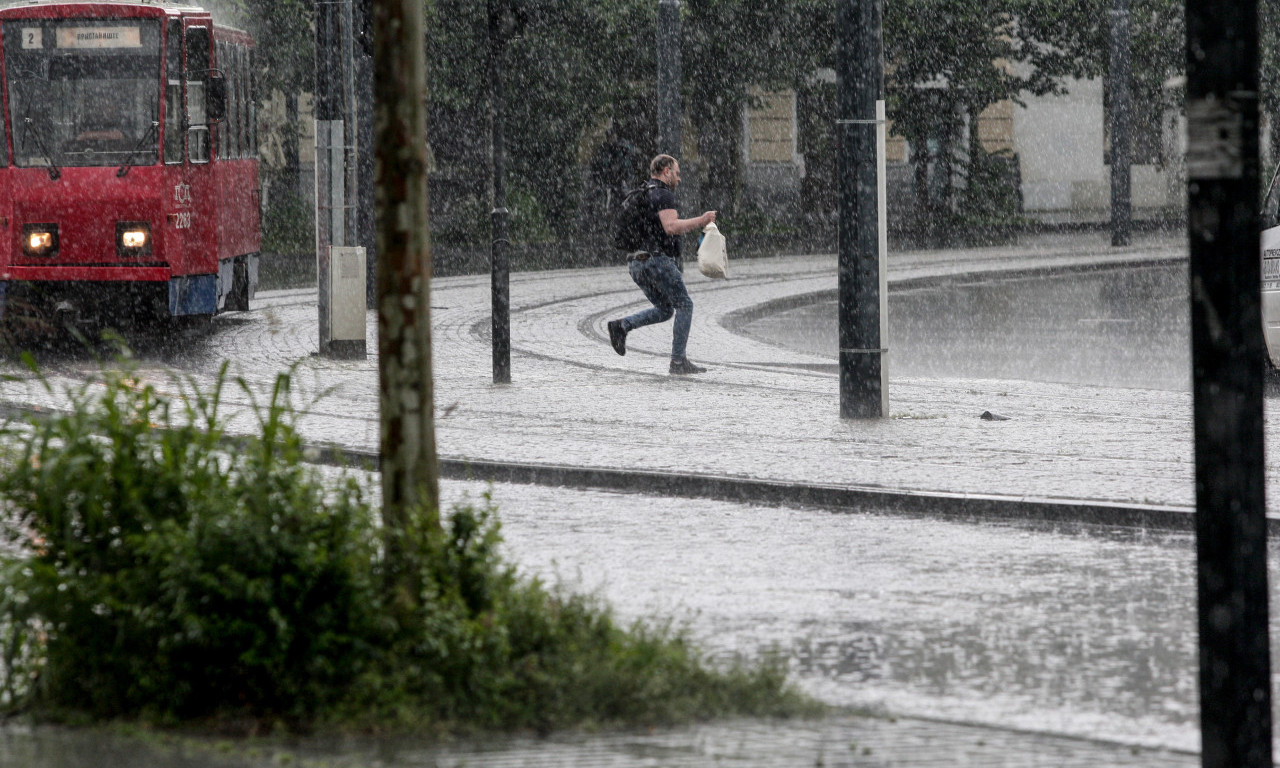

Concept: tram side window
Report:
left=186, top=26, right=210, bottom=164
left=232, top=45, right=241, bottom=158
left=225, top=41, right=237, bottom=159
left=164, top=20, right=183, bottom=164
left=248, top=49, right=257, bottom=157
left=231, top=43, right=243, bottom=158
left=240, top=46, right=251, bottom=157
left=216, top=41, right=227, bottom=159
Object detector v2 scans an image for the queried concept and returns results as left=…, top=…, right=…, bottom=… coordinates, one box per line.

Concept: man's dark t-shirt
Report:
left=646, top=181, right=680, bottom=264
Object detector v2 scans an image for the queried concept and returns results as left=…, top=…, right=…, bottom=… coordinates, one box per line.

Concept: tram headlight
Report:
left=116, top=222, right=152, bottom=258
left=21, top=224, right=58, bottom=257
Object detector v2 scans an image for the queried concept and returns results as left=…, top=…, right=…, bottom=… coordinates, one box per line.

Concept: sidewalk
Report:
left=227, top=228, right=1217, bottom=526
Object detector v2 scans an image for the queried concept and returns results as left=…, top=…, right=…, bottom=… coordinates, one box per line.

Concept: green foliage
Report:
left=0, top=362, right=380, bottom=723
left=682, top=0, right=833, bottom=214
left=954, top=148, right=1026, bottom=243
left=261, top=186, right=313, bottom=255
left=883, top=0, right=1106, bottom=153
left=0, top=360, right=814, bottom=731
left=419, top=0, right=1188, bottom=243
left=425, top=0, right=652, bottom=234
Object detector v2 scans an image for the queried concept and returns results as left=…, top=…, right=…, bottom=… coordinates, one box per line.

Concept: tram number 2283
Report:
left=170, top=211, right=193, bottom=230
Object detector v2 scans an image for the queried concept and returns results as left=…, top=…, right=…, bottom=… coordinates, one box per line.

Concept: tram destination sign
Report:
left=55, top=27, right=142, bottom=49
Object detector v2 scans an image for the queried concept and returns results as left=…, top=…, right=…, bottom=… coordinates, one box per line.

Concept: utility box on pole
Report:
left=323, top=245, right=367, bottom=358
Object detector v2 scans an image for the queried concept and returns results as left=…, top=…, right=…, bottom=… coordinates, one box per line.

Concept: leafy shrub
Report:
left=0, top=360, right=815, bottom=731
left=0, top=362, right=381, bottom=724
left=261, top=188, right=314, bottom=256
left=953, top=148, right=1027, bottom=244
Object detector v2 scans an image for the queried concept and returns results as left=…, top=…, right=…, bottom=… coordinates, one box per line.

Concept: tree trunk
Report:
left=694, top=103, right=742, bottom=217
left=371, top=0, right=439, bottom=559
left=910, top=136, right=930, bottom=245
left=284, top=93, right=300, bottom=195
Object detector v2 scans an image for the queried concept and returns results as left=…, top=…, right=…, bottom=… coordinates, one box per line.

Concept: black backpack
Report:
left=612, top=181, right=658, bottom=251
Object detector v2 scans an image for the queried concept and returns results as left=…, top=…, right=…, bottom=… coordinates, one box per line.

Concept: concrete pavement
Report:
left=215, top=228, right=1218, bottom=530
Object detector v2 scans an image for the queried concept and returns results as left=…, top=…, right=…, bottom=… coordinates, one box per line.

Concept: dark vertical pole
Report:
left=315, top=2, right=342, bottom=123
left=1109, top=0, right=1133, bottom=246
left=836, top=0, right=885, bottom=419
left=315, top=0, right=343, bottom=355
left=1187, top=0, right=1271, bottom=765
left=657, top=0, right=681, bottom=156
left=356, top=0, right=377, bottom=308
left=488, top=1, right=511, bottom=384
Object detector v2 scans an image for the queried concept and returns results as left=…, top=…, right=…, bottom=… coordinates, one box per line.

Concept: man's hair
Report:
left=650, top=154, right=677, bottom=177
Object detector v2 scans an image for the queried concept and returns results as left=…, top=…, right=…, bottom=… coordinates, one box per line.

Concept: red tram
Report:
left=0, top=0, right=260, bottom=326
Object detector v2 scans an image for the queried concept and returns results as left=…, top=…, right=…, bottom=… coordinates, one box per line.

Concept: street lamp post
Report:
left=836, top=0, right=887, bottom=419
left=489, top=0, right=512, bottom=384
left=355, top=0, right=377, bottom=309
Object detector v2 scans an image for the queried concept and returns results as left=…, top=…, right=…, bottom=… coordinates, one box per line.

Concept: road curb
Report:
left=298, top=442, right=1227, bottom=536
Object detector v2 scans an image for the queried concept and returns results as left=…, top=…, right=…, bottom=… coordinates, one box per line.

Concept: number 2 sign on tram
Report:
left=0, top=1, right=262, bottom=328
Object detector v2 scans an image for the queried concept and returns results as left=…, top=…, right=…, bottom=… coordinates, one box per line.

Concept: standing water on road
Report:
left=743, top=263, right=1190, bottom=391
left=464, top=481, right=1206, bottom=754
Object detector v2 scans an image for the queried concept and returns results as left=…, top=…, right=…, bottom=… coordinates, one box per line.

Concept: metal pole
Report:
left=1109, top=0, right=1132, bottom=247
left=315, top=0, right=343, bottom=355
left=836, top=0, right=886, bottom=419
left=657, top=0, right=681, bottom=156
left=489, top=0, right=511, bottom=384
left=1186, top=0, right=1272, bottom=765
left=340, top=0, right=359, bottom=248
left=355, top=0, right=377, bottom=308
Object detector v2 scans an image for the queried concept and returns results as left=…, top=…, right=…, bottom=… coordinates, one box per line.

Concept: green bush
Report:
left=953, top=148, right=1027, bottom=243
left=0, top=362, right=381, bottom=724
left=0, top=360, right=816, bottom=732
left=261, top=188, right=314, bottom=255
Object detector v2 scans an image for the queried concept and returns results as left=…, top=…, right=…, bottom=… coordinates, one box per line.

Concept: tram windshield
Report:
left=3, top=19, right=161, bottom=170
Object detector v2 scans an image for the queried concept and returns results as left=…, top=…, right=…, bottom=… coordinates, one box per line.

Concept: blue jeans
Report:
left=621, top=254, right=693, bottom=359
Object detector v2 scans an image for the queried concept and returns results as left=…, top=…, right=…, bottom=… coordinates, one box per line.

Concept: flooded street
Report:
left=742, top=263, right=1190, bottom=391
left=469, top=481, right=1204, bottom=752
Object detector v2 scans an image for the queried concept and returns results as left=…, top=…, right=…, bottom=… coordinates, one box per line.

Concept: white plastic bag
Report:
left=697, top=223, right=728, bottom=279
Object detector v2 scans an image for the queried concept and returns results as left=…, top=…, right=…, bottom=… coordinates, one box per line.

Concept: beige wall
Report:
left=745, top=90, right=797, bottom=164
left=977, top=100, right=1015, bottom=155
